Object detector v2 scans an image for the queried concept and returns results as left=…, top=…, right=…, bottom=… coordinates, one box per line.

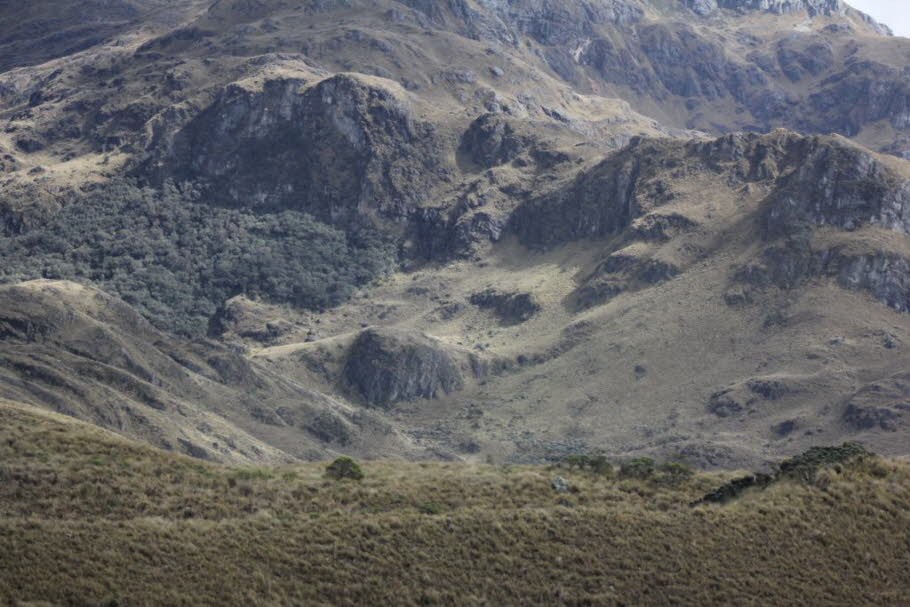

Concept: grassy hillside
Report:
left=1, top=399, right=909, bottom=606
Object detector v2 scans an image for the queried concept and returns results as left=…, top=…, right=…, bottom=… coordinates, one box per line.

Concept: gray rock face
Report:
left=686, top=0, right=718, bottom=16
left=144, top=74, right=449, bottom=224
left=735, top=245, right=910, bottom=314
left=459, top=113, right=531, bottom=168
left=410, top=205, right=507, bottom=261
left=403, top=0, right=643, bottom=44
left=507, top=129, right=910, bottom=318
left=401, top=0, right=899, bottom=145
left=807, top=61, right=910, bottom=136
left=717, top=0, right=844, bottom=16
left=764, top=141, right=910, bottom=237
left=830, top=253, right=910, bottom=314
left=344, top=328, right=463, bottom=408
left=509, top=143, right=642, bottom=247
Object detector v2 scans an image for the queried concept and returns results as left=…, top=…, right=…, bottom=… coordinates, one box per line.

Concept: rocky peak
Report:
left=691, top=0, right=846, bottom=16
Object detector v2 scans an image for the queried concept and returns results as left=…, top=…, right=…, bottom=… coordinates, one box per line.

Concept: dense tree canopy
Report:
left=0, top=181, right=398, bottom=335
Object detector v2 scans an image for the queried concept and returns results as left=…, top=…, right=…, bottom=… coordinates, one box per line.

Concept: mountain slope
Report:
left=0, top=280, right=424, bottom=463
left=1, top=0, right=910, bottom=468
left=244, top=130, right=910, bottom=467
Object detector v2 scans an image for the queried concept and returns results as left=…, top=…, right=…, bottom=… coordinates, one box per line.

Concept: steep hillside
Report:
left=245, top=130, right=910, bottom=468
left=0, top=280, right=424, bottom=463
left=1, top=0, right=910, bottom=469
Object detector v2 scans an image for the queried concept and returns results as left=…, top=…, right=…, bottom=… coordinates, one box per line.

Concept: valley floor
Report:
left=1, top=399, right=909, bottom=606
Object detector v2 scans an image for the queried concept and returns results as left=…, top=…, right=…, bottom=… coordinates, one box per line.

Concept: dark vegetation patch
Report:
left=469, top=288, right=540, bottom=325
left=325, top=456, right=364, bottom=481
left=694, top=442, right=874, bottom=505
left=0, top=181, right=397, bottom=336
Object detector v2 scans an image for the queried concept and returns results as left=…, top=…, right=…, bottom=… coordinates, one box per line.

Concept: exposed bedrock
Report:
left=143, top=73, right=450, bottom=224
left=343, top=328, right=464, bottom=408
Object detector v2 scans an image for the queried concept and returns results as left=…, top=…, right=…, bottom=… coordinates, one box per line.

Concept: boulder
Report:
left=343, top=328, right=463, bottom=408
left=551, top=476, right=571, bottom=494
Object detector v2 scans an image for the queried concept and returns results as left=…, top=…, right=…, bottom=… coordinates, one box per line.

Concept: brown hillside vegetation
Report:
left=1, top=398, right=909, bottom=606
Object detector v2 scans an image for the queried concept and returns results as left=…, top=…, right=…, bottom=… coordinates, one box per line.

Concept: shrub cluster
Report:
left=325, top=457, right=364, bottom=481
left=0, top=180, right=397, bottom=335
left=618, top=458, right=694, bottom=485
left=561, top=454, right=612, bottom=475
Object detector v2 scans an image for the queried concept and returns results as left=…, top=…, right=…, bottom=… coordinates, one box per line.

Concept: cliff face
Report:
left=715, top=0, right=845, bottom=16
left=508, top=130, right=910, bottom=315
left=144, top=74, right=450, bottom=224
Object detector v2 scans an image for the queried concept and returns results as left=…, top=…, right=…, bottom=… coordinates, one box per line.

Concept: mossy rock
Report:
left=325, top=457, right=364, bottom=481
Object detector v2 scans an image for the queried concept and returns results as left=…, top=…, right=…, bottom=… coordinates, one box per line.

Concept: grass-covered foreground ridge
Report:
left=1, top=398, right=909, bottom=606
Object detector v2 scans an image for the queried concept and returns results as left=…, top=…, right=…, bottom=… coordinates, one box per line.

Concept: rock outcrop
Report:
left=143, top=74, right=449, bottom=224
left=708, top=376, right=795, bottom=417
left=509, top=143, right=643, bottom=247
left=575, top=253, right=680, bottom=310
left=343, top=328, right=464, bottom=408
left=717, top=0, right=845, bottom=16
left=208, top=296, right=296, bottom=344
left=841, top=375, right=910, bottom=432
left=459, top=113, right=535, bottom=169
left=764, top=140, right=910, bottom=237
left=470, top=289, right=540, bottom=325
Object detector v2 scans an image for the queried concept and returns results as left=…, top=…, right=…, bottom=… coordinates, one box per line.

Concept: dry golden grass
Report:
left=1, top=398, right=909, bottom=606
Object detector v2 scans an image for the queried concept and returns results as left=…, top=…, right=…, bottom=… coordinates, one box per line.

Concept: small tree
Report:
left=325, top=456, right=364, bottom=481
left=656, top=461, right=694, bottom=486
left=620, top=457, right=656, bottom=480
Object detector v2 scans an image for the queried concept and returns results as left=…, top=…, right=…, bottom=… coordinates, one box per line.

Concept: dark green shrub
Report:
left=0, top=180, right=398, bottom=336
left=325, top=457, right=364, bottom=481
left=656, top=461, right=694, bottom=486
left=693, top=443, right=876, bottom=506
left=562, top=454, right=612, bottom=475
left=620, top=457, right=656, bottom=480
left=778, top=442, right=873, bottom=481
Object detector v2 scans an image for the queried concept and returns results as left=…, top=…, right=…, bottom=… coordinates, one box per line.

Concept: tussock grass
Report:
left=1, top=399, right=909, bottom=606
